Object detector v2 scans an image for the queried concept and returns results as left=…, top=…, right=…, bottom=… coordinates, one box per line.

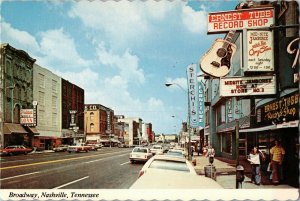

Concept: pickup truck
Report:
left=67, top=144, right=92, bottom=153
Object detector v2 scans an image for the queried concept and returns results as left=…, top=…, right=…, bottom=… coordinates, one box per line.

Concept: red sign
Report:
left=208, top=8, right=274, bottom=33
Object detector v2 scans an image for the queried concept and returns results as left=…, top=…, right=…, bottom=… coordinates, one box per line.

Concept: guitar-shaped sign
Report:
left=200, top=30, right=237, bottom=78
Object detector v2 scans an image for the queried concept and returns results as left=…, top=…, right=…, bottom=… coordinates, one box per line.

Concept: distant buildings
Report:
left=0, top=43, right=154, bottom=148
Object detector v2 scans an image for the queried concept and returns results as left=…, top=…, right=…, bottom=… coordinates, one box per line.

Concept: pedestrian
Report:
left=270, top=139, right=285, bottom=185
left=247, top=146, right=265, bottom=185
left=206, top=144, right=215, bottom=164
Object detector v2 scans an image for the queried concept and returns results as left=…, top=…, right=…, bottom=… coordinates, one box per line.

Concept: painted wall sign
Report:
left=245, top=30, right=274, bottom=71
left=20, top=109, right=36, bottom=126
left=208, top=8, right=274, bottom=33
left=219, top=76, right=276, bottom=97
left=187, top=64, right=199, bottom=128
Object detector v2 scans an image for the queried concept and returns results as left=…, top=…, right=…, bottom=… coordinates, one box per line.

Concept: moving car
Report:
left=129, top=147, right=152, bottom=164
left=1, top=145, right=33, bottom=156
left=67, top=143, right=92, bottom=153
left=150, top=145, right=164, bottom=155
left=53, top=145, right=69, bottom=152
left=130, top=155, right=223, bottom=189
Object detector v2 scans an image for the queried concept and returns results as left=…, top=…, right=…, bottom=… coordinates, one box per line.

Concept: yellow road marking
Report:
left=0, top=150, right=129, bottom=170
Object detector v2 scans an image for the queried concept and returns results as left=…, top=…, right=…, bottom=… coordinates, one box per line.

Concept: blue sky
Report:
left=1, top=0, right=238, bottom=134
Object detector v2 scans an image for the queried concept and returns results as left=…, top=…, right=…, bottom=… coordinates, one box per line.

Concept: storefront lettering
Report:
left=287, top=37, right=299, bottom=69
left=263, top=93, right=299, bottom=121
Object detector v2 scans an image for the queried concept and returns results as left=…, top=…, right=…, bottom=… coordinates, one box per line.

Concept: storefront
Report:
left=239, top=91, right=299, bottom=187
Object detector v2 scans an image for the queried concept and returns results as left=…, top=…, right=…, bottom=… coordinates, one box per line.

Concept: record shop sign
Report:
left=257, top=91, right=299, bottom=125
left=208, top=7, right=274, bottom=33
left=219, top=76, right=276, bottom=97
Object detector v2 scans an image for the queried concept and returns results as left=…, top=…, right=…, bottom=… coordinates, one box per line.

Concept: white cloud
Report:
left=96, top=44, right=145, bottom=84
left=38, top=28, right=92, bottom=70
left=181, top=5, right=208, bottom=34
left=0, top=19, right=40, bottom=54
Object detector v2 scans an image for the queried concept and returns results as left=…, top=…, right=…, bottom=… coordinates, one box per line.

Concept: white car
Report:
left=150, top=145, right=164, bottom=155
left=129, top=147, right=152, bottom=164
left=130, top=155, right=223, bottom=189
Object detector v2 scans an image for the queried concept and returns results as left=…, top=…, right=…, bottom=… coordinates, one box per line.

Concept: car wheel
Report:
left=130, top=160, right=134, bottom=164
left=68, top=151, right=71, bottom=153
left=24, top=152, right=27, bottom=155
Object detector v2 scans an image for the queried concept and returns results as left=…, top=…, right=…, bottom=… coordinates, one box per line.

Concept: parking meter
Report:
left=236, top=165, right=245, bottom=188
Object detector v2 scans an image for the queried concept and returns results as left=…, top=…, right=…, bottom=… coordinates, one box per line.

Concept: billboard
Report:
left=219, top=76, right=276, bottom=97
left=245, top=30, right=274, bottom=71
left=208, top=7, right=274, bottom=33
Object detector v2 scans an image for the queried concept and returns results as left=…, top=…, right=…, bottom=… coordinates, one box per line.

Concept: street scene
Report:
left=0, top=0, right=299, bottom=200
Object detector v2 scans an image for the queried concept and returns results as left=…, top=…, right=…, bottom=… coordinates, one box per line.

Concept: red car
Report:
left=1, top=145, right=33, bottom=156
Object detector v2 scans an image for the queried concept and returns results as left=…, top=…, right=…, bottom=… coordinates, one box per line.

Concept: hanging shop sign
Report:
left=187, top=64, right=199, bottom=128
left=69, top=110, right=77, bottom=127
left=245, top=30, right=274, bottom=71
left=256, top=91, right=299, bottom=126
left=207, top=7, right=274, bottom=33
left=20, top=109, right=36, bottom=126
left=198, top=80, right=205, bottom=129
left=219, top=76, right=276, bottom=97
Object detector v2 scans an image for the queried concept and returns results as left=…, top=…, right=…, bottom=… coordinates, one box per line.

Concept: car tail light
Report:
left=138, top=170, right=144, bottom=178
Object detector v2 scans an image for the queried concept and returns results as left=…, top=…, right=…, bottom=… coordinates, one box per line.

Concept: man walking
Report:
left=270, top=139, right=285, bottom=184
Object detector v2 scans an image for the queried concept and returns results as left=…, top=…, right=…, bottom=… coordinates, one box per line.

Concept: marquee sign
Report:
left=219, top=76, right=276, bottom=97
left=245, top=30, right=274, bottom=71
left=208, top=7, right=274, bottom=33
left=20, top=109, right=36, bottom=126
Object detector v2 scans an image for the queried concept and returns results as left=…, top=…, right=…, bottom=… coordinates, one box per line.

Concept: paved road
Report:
left=0, top=147, right=143, bottom=189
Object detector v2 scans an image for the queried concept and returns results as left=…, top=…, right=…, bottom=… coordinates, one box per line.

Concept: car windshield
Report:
left=152, top=146, right=162, bottom=149
left=149, top=159, right=190, bottom=172
left=133, top=148, right=148, bottom=153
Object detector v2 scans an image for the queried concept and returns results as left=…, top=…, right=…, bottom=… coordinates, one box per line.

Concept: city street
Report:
left=0, top=148, right=142, bottom=189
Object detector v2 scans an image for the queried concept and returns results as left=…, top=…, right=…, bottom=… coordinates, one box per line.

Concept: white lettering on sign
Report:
left=220, top=76, right=276, bottom=97
left=287, top=37, right=299, bottom=69
left=208, top=8, right=274, bottom=33
left=246, top=30, right=274, bottom=71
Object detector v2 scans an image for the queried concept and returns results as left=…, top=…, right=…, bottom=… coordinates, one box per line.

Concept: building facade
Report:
left=204, top=1, right=299, bottom=187
left=61, top=79, right=84, bottom=145
left=32, top=64, right=62, bottom=150
left=84, top=104, right=115, bottom=146
left=0, top=43, right=38, bottom=148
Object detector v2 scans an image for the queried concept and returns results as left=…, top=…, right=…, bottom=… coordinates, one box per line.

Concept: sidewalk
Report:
left=192, top=155, right=296, bottom=189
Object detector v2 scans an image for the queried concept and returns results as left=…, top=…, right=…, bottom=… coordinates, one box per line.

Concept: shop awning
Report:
left=3, top=123, right=28, bottom=134
left=26, top=126, right=39, bottom=135
left=239, top=125, right=276, bottom=133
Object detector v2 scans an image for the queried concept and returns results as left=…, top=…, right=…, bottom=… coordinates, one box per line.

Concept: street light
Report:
left=165, top=82, right=192, bottom=160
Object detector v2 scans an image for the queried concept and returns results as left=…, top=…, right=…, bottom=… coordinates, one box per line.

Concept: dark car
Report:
left=1, top=145, right=33, bottom=156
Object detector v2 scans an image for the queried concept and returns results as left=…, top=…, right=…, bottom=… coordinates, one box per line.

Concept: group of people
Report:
left=247, top=139, right=285, bottom=185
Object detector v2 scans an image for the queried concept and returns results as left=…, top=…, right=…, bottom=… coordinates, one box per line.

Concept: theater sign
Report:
left=219, top=76, right=276, bottom=97
left=208, top=7, right=274, bottom=33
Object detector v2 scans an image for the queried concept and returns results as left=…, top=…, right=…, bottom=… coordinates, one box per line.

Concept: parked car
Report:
left=85, top=144, right=100, bottom=151
left=129, top=147, right=152, bottom=164
left=130, top=154, right=222, bottom=189
left=150, top=145, right=164, bottom=155
left=1, top=145, right=33, bottom=156
left=53, top=145, right=69, bottom=152
left=166, top=149, right=185, bottom=158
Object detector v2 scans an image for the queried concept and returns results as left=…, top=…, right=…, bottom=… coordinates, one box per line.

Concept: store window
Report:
left=221, top=133, right=232, bottom=154
left=90, top=123, right=95, bottom=132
